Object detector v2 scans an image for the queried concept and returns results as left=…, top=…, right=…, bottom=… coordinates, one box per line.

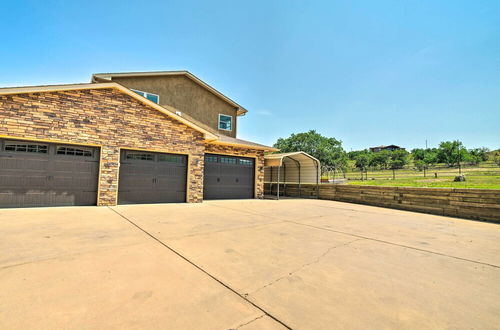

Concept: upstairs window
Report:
left=218, top=114, right=232, bottom=131
left=132, top=89, right=159, bottom=104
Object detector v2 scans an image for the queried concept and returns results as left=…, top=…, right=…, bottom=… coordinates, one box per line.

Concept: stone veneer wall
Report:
left=0, top=88, right=206, bottom=205
left=204, top=143, right=265, bottom=199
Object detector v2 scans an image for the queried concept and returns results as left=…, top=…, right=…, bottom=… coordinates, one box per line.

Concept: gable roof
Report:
left=0, top=82, right=278, bottom=151
left=91, top=71, right=248, bottom=116
left=0, top=82, right=218, bottom=140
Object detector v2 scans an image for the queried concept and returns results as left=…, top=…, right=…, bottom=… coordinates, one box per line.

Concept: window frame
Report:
left=218, top=114, right=233, bottom=131
left=131, top=89, right=160, bottom=104
left=3, top=141, right=49, bottom=154
left=126, top=152, right=155, bottom=161
left=56, top=145, right=93, bottom=157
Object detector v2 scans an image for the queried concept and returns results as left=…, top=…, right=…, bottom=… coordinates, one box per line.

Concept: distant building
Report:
left=369, top=145, right=405, bottom=152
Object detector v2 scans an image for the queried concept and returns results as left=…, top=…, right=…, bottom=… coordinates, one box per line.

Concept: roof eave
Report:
left=206, top=139, right=279, bottom=152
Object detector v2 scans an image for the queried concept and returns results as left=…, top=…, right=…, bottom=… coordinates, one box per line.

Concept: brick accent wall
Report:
left=204, top=143, right=265, bottom=198
left=0, top=88, right=206, bottom=205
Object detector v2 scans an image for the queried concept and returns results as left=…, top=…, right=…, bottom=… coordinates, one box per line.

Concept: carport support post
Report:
left=298, top=162, right=301, bottom=197
left=270, top=166, right=273, bottom=195
left=316, top=161, right=320, bottom=199
left=283, top=163, right=286, bottom=196
left=277, top=165, right=280, bottom=200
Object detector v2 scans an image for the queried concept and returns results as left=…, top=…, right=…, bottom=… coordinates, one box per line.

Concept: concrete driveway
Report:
left=1, top=199, right=499, bottom=329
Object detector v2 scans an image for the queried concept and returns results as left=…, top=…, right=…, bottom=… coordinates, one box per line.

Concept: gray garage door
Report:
left=118, top=150, right=187, bottom=204
left=203, top=154, right=255, bottom=200
left=0, top=139, right=100, bottom=208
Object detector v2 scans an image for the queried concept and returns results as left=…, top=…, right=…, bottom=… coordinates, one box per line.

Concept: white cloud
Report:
left=256, top=110, right=273, bottom=116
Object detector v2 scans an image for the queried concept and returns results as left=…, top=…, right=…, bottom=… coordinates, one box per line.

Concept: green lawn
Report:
left=347, top=175, right=500, bottom=189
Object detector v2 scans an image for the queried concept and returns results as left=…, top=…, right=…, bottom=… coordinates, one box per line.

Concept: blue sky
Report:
left=1, top=0, right=499, bottom=151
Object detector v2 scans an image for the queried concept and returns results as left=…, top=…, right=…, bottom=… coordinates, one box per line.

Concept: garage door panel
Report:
left=119, top=176, right=155, bottom=191
left=118, top=150, right=187, bottom=204
left=203, top=154, right=254, bottom=200
left=24, top=175, right=48, bottom=187
left=0, top=139, right=99, bottom=208
left=25, top=159, right=50, bottom=171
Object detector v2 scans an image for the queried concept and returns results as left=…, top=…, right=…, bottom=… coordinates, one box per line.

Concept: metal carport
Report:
left=264, top=152, right=320, bottom=199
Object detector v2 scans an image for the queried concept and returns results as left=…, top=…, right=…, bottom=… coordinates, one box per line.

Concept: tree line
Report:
left=273, top=130, right=499, bottom=171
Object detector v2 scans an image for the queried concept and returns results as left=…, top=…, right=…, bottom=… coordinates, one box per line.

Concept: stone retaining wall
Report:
left=267, top=183, right=500, bottom=223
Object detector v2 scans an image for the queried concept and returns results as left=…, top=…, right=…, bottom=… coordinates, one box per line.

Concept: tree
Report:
left=411, top=148, right=426, bottom=161
left=468, top=147, right=490, bottom=164
left=389, top=149, right=409, bottom=169
left=370, top=150, right=391, bottom=169
left=490, top=150, right=500, bottom=166
left=438, top=140, right=469, bottom=174
left=273, top=130, right=348, bottom=169
left=353, top=150, right=372, bottom=180
left=347, top=150, right=368, bottom=160
left=412, top=148, right=438, bottom=164
left=437, top=140, right=469, bottom=167
left=353, top=150, right=371, bottom=171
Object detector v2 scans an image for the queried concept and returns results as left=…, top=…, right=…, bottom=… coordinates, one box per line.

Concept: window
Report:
left=131, top=89, right=159, bottom=104
left=158, top=154, right=183, bottom=163
left=56, top=146, right=93, bottom=157
left=126, top=153, right=154, bottom=161
left=220, top=157, right=237, bottom=164
left=218, top=114, right=232, bottom=131
left=205, top=155, right=218, bottom=163
left=239, top=159, right=253, bottom=165
left=5, top=142, right=48, bottom=154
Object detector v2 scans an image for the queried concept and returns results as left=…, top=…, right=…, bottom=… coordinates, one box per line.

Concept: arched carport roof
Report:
left=264, top=152, right=320, bottom=199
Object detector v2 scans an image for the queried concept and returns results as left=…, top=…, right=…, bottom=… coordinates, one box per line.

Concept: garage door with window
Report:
left=0, top=139, right=100, bottom=208
left=118, top=150, right=187, bottom=204
left=203, top=154, right=255, bottom=200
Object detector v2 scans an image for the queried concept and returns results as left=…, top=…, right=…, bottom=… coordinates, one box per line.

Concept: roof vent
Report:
left=176, top=111, right=182, bottom=116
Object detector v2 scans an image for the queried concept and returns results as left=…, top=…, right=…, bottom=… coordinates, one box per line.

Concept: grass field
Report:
left=347, top=176, right=500, bottom=189
left=325, top=162, right=500, bottom=189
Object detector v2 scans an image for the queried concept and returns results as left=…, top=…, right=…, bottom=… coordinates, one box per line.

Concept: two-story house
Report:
left=0, top=71, right=277, bottom=208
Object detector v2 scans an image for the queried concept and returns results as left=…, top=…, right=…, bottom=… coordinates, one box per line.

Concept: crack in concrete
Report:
left=229, top=314, right=265, bottom=329
left=247, top=238, right=363, bottom=296
left=287, top=220, right=500, bottom=269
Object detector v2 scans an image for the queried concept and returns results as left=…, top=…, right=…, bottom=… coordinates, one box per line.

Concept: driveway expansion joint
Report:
left=108, top=207, right=293, bottom=330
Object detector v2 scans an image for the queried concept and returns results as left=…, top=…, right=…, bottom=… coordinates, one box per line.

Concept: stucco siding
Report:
left=110, top=75, right=238, bottom=137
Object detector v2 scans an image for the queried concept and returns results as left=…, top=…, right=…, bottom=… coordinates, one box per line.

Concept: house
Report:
left=369, top=145, right=405, bottom=153
left=0, top=71, right=278, bottom=208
